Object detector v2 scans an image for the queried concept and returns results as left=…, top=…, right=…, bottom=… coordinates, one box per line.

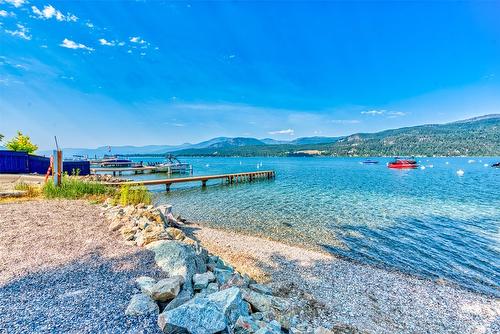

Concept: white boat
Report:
left=152, top=155, right=192, bottom=174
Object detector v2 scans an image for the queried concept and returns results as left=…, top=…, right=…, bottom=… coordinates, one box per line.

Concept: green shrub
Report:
left=113, top=184, right=151, bottom=206
left=43, top=175, right=113, bottom=199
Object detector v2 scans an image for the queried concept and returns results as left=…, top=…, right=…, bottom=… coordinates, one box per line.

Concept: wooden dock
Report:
left=105, top=170, right=275, bottom=192
left=91, top=166, right=158, bottom=176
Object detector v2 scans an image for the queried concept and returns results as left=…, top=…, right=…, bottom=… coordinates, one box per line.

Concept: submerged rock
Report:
left=125, top=293, right=159, bottom=316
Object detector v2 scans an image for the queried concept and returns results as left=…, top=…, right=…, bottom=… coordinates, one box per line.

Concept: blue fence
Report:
left=0, top=150, right=90, bottom=175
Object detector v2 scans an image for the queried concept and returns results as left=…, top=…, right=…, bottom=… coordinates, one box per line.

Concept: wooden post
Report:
left=53, top=149, right=63, bottom=186
left=202, top=180, right=207, bottom=188
left=166, top=183, right=171, bottom=192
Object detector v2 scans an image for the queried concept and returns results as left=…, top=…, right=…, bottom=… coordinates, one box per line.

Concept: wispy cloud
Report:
left=0, top=9, right=14, bottom=17
left=99, top=38, right=115, bottom=46
left=3, top=0, right=26, bottom=8
left=387, top=111, right=407, bottom=118
left=31, top=5, right=78, bottom=22
left=361, top=109, right=386, bottom=115
left=5, top=23, right=31, bottom=40
left=60, top=38, right=93, bottom=51
left=268, top=129, right=294, bottom=135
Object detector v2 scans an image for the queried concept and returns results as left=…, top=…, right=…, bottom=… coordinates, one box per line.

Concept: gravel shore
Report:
left=188, top=224, right=500, bottom=334
left=1, top=199, right=498, bottom=334
left=0, top=200, right=164, bottom=333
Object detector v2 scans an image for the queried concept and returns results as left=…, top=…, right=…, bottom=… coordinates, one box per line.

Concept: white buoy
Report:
left=429, top=164, right=434, bottom=168
left=445, top=161, right=449, bottom=165
left=457, top=169, right=464, bottom=176
left=484, top=163, right=489, bottom=167
left=468, top=159, right=475, bottom=164
left=205, top=164, right=210, bottom=167
left=420, top=166, right=426, bottom=170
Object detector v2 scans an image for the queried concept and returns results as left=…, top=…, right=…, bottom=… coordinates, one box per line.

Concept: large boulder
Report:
left=206, top=287, right=249, bottom=324
left=146, top=240, right=202, bottom=283
left=158, top=298, right=227, bottom=334
left=125, top=293, right=159, bottom=316
left=193, top=271, right=215, bottom=290
left=241, top=289, right=290, bottom=313
left=151, top=276, right=183, bottom=302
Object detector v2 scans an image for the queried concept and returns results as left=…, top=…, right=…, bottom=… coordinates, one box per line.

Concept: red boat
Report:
left=388, top=158, right=418, bottom=169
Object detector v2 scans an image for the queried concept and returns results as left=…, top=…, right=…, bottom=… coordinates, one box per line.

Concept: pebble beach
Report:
left=0, top=199, right=498, bottom=334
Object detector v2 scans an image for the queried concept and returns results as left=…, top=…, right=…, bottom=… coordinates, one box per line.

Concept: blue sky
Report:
left=1, top=0, right=499, bottom=149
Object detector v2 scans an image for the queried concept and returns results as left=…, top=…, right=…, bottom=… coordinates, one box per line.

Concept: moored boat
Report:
left=388, top=158, right=418, bottom=169
left=362, top=159, right=379, bottom=164
left=492, top=162, right=500, bottom=168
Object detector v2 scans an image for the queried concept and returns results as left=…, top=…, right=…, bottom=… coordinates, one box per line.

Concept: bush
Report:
left=43, top=175, right=113, bottom=200
left=113, top=184, right=152, bottom=206
left=5, top=131, right=38, bottom=154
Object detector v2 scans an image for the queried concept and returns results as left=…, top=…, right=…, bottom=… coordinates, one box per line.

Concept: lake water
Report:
left=126, top=157, right=500, bottom=296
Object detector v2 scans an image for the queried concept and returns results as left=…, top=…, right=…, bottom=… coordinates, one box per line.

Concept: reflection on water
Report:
left=126, top=156, right=500, bottom=296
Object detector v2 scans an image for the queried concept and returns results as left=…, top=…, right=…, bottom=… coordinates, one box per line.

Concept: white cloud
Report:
left=0, top=9, right=14, bottom=17
left=59, top=38, right=93, bottom=51
left=268, top=129, right=294, bottom=135
left=31, top=5, right=78, bottom=22
left=117, top=41, right=125, bottom=46
left=3, top=0, right=26, bottom=8
left=140, top=52, right=146, bottom=56
left=5, top=23, right=31, bottom=40
left=99, top=38, right=115, bottom=46
left=361, top=110, right=386, bottom=115
left=130, top=36, right=146, bottom=44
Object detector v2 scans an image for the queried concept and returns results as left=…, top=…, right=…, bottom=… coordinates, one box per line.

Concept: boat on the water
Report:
left=388, top=158, right=418, bottom=169
left=492, top=162, right=500, bottom=168
left=362, top=159, right=379, bottom=164
left=148, top=154, right=192, bottom=174
left=90, top=155, right=140, bottom=168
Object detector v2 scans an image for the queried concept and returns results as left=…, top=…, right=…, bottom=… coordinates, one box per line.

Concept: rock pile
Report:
left=80, top=174, right=129, bottom=183
left=102, top=202, right=340, bottom=334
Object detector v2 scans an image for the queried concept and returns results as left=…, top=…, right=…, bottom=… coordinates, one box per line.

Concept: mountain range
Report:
left=36, top=114, right=499, bottom=157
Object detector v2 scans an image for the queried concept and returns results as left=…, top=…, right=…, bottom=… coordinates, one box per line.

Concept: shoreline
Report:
left=187, top=220, right=498, bottom=299
left=1, top=198, right=498, bottom=333
left=184, top=221, right=499, bottom=333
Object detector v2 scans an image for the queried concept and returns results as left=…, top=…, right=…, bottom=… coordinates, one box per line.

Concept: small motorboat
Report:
left=388, top=158, right=418, bottom=169
left=492, top=162, right=500, bottom=168
left=154, top=154, right=192, bottom=174
left=362, top=159, right=379, bottom=164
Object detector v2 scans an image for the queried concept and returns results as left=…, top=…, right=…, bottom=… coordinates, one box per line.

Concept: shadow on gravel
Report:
left=0, top=247, right=165, bottom=334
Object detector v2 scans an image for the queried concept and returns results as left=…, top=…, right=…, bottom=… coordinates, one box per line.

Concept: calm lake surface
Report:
left=127, top=157, right=500, bottom=296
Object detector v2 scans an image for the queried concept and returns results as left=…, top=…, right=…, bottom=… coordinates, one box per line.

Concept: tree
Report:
left=6, top=131, right=38, bottom=154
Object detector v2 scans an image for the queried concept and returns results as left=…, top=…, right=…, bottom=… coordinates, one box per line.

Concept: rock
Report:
left=120, top=225, right=136, bottom=241
left=193, top=271, right=216, bottom=290
left=250, top=284, right=272, bottom=295
left=165, top=227, right=185, bottom=241
left=221, top=273, right=249, bottom=290
left=125, top=293, right=158, bottom=316
left=135, top=276, right=156, bottom=296
left=235, top=315, right=260, bottom=333
left=151, top=276, right=183, bottom=302
left=214, top=268, right=234, bottom=286
left=206, top=286, right=249, bottom=324
left=206, top=282, right=219, bottom=294
left=146, top=240, right=198, bottom=283
left=137, top=217, right=150, bottom=229
left=242, top=289, right=291, bottom=313
left=158, top=298, right=226, bottom=334
left=216, top=258, right=234, bottom=271
left=108, top=219, right=123, bottom=231
left=314, top=327, right=333, bottom=334
left=157, top=204, right=175, bottom=225
left=252, top=312, right=264, bottom=321
left=163, top=288, right=193, bottom=312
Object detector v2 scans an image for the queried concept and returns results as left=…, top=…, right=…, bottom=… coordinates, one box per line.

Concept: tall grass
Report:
left=114, top=184, right=152, bottom=206
left=14, top=182, right=40, bottom=197
left=43, top=175, right=112, bottom=200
